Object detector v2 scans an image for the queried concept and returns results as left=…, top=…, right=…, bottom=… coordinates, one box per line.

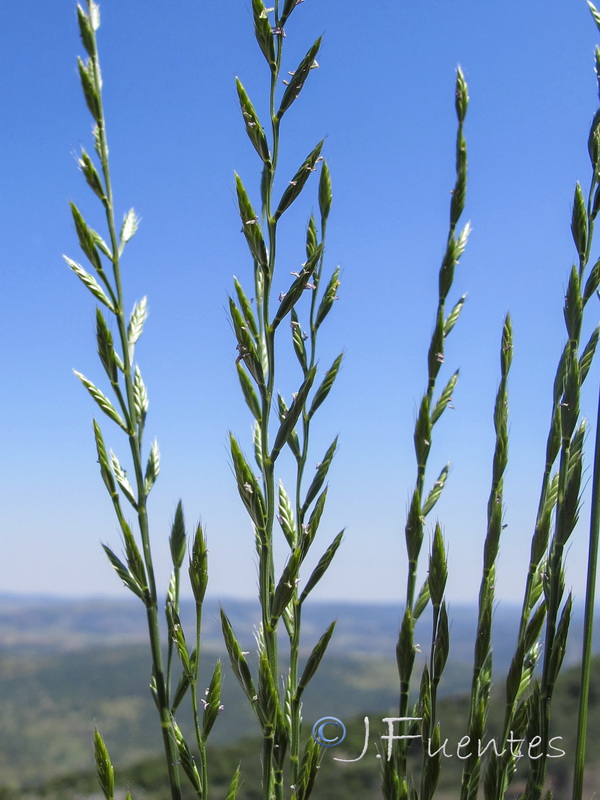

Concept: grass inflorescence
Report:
left=381, top=65, right=470, bottom=800
left=66, top=1, right=600, bottom=799
left=68, top=4, right=224, bottom=800
left=221, top=2, right=343, bottom=799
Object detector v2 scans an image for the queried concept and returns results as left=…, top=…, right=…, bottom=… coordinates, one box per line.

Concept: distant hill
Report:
left=1, top=594, right=599, bottom=661
left=4, top=657, right=599, bottom=799
left=0, top=595, right=598, bottom=794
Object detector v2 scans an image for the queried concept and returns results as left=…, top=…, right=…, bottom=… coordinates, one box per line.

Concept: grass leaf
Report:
left=314, top=266, right=341, bottom=330
left=278, top=480, right=297, bottom=547
left=74, top=370, right=129, bottom=431
left=422, top=464, right=450, bottom=517
left=225, top=767, right=241, bottom=800
left=110, top=450, right=137, bottom=507
left=93, top=729, right=115, bottom=800
left=299, top=530, right=344, bottom=603
left=220, top=609, right=257, bottom=704
left=102, top=544, right=145, bottom=601
left=120, top=208, right=139, bottom=250
left=296, top=621, right=336, bottom=699
left=301, top=437, right=338, bottom=514
left=64, top=256, right=114, bottom=311
left=271, top=367, right=317, bottom=461
left=272, top=245, right=323, bottom=330
left=274, top=141, right=324, bottom=220
left=236, top=78, right=270, bottom=162
left=144, top=439, right=160, bottom=495
left=308, top=353, right=343, bottom=419
left=189, top=522, right=208, bottom=605
left=431, top=370, right=459, bottom=425
left=235, top=174, right=269, bottom=270
left=252, top=0, right=276, bottom=69
left=276, top=38, right=321, bottom=120
left=127, top=296, right=148, bottom=347
left=589, top=0, right=600, bottom=34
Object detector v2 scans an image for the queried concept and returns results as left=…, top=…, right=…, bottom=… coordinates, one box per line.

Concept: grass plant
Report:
left=572, top=14, right=600, bottom=800
left=382, top=5, right=600, bottom=798
left=381, top=66, right=470, bottom=800
left=484, top=6, right=600, bottom=796
left=67, top=4, right=225, bottom=800
left=221, top=2, right=343, bottom=798
left=382, top=3, right=600, bottom=800
left=66, top=1, right=600, bottom=799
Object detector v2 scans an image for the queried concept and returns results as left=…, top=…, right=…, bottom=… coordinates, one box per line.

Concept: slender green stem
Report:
left=191, top=603, right=209, bottom=799
left=460, top=318, right=511, bottom=800
left=229, top=6, right=338, bottom=798
left=572, top=382, right=600, bottom=799
left=165, top=568, right=180, bottom=707
left=289, top=603, right=302, bottom=785
left=393, top=77, right=469, bottom=790
left=255, top=21, right=285, bottom=800
left=82, top=12, right=181, bottom=798
left=573, top=172, right=600, bottom=800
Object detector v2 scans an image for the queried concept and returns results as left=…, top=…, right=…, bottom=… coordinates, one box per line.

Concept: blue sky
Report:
left=1, top=0, right=600, bottom=605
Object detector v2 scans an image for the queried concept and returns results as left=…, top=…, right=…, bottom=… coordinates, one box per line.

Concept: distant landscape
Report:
left=0, top=595, right=598, bottom=798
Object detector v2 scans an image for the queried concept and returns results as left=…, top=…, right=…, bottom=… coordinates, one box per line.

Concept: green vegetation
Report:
left=223, top=2, right=342, bottom=799
left=68, top=1, right=344, bottom=798
left=0, top=601, right=598, bottom=797
left=2, top=655, right=598, bottom=799
left=63, top=0, right=600, bottom=798
left=67, top=4, right=221, bottom=800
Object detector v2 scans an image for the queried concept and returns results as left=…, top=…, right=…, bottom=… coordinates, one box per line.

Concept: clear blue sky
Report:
left=1, top=0, right=600, bottom=605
